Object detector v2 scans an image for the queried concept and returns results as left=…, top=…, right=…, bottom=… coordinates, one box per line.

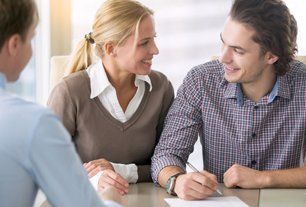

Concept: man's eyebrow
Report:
left=220, top=33, right=247, bottom=52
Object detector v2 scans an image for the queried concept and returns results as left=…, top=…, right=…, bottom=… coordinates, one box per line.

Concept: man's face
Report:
left=10, top=20, right=36, bottom=82
left=219, top=17, right=270, bottom=85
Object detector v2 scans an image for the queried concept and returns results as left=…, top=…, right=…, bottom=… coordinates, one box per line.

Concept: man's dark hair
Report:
left=230, top=0, right=298, bottom=75
left=0, top=0, right=38, bottom=50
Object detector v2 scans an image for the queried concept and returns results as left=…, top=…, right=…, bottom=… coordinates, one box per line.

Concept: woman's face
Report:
left=113, top=15, right=159, bottom=75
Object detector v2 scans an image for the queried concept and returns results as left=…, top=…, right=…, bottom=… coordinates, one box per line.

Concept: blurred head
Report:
left=0, top=0, right=38, bottom=81
left=68, top=0, right=157, bottom=75
left=228, top=0, right=297, bottom=76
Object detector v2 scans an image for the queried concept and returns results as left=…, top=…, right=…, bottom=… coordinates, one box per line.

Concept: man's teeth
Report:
left=142, top=60, right=152, bottom=64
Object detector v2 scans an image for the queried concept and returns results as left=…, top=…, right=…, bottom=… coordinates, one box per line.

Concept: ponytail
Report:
left=66, top=35, right=95, bottom=75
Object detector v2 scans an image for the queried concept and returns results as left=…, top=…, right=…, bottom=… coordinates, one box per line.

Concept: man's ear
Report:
left=7, top=34, right=22, bottom=56
left=265, top=52, right=279, bottom=65
left=104, top=42, right=117, bottom=56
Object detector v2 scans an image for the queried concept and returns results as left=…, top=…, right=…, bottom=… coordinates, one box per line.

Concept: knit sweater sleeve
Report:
left=47, top=80, right=77, bottom=138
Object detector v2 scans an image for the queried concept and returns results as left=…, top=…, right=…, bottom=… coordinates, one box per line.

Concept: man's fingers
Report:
left=201, top=171, right=218, bottom=183
left=223, top=164, right=244, bottom=188
left=188, top=178, right=215, bottom=197
left=187, top=187, right=212, bottom=200
left=223, top=164, right=235, bottom=179
left=192, top=173, right=218, bottom=191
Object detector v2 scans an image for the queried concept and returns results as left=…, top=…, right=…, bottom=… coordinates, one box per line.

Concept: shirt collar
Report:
left=87, top=60, right=152, bottom=99
left=267, top=77, right=280, bottom=103
left=0, top=72, right=7, bottom=89
left=223, top=81, right=237, bottom=99
left=223, top=81, right=244, bottom=106
left=87, top=60, right=110, bottom=99
left=273, top=75, right=291, bottom=101
left=223, top=75, right=290, bottom=106
left=135, top=74, right=152, bottom=91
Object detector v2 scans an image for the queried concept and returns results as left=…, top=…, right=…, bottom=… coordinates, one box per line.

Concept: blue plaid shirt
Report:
left=151, top=60, right=306, bottom=183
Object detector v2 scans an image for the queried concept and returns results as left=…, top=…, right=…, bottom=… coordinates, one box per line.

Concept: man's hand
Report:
left=83, top=158, right=114, bottom=178
left=98, top=169, right=129, bottom=195
left=174, top=171, right=218, bottom=200
left=223, top=164, right=267, bottom=188
left=98, top=186, right=123, bottom=205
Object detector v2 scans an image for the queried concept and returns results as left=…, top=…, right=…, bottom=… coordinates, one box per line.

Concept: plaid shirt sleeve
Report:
left=151, top=67, right=204, bottom=184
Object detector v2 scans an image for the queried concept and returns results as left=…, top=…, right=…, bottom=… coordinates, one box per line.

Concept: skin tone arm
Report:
left=224, top=164, right=306, bottom=188
left=158, top=166, right=218, bottom=200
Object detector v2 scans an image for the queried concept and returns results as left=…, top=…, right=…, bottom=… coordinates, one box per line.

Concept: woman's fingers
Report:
left=98, top=170, right=129, bottom=195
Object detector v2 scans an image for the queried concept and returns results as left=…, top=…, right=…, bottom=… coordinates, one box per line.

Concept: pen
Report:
left=186, top=161, right=223, bottom=196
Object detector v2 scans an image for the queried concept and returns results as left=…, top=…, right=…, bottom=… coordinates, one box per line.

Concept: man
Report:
left=0, top=0, right=122, bottom=206
left=151, top=0, right=306, bottom=200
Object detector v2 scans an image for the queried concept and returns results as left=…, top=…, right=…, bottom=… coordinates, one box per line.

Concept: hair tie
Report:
left=84, top=32, right=95, bottom=44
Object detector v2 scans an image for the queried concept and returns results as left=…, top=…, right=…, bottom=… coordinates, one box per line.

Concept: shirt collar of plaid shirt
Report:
left=222, top=75, right=290, bottom=107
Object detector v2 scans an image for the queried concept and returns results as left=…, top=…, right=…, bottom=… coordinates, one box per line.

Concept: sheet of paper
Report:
left=164, top=196, right=249, bottom=207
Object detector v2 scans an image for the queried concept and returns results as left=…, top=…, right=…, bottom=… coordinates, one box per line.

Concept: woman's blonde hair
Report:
left=66, top=0, right=154, bottom=75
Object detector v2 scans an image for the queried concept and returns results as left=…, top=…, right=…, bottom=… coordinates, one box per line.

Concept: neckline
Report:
left=82, top=71, right=151, bottom=131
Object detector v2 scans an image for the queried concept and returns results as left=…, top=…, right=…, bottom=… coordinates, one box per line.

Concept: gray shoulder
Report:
left=62, top=71, right=90, bottom=91
left=149, top=70, right=170, bottom=83
left=149, top=70, right=173, bottom=90
left=51, top=71, right=90, bottom=100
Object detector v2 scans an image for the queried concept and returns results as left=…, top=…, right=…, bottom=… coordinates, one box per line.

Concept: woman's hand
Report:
left=98, top=169, right=129, bottom=195
left=98, top=186, right=123, bottom=205
left=83, top=158, right=114, bottom=178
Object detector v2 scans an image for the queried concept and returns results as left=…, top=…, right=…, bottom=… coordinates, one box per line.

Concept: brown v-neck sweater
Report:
left=47, top=70, right=174, bottom=182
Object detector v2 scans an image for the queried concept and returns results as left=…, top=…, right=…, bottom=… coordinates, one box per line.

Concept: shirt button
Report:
left=252, top=133, right=256, bottom=138
left=251, top=160, right=257, bottom=165
left=254, top=105, right=258, bottom=110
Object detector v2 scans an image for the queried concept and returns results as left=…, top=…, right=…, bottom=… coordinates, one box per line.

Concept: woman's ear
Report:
left=104, top=42, right=116, bottom=56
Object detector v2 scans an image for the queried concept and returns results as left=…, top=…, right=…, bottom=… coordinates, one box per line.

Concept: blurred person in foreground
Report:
left=0, top=0, right=122, bottom=206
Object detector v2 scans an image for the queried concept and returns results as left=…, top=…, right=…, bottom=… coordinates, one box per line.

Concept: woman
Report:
left=48, top=0, right=174, bottom=195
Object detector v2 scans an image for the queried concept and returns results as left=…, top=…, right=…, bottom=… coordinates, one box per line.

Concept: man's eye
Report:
left=234, top=48, right=244, bottom=55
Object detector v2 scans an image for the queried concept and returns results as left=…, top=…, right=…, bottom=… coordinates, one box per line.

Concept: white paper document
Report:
left=164, top=196, right=249, bottom=207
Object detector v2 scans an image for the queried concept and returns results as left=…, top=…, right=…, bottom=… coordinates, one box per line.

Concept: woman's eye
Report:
left=140, top=41, right=149, bottom=46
